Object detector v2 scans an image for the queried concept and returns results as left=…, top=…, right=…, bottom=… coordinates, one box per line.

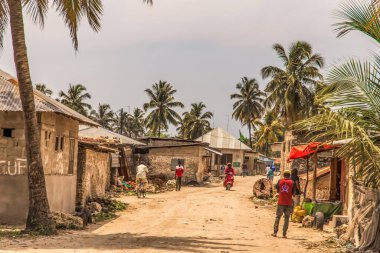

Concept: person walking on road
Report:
left=175, top=160, right=184, bottom=191
left=272, top=170, right=295, bottom=238
left=267, top=166, right=274, bottom=182
left=136, top=161, right=149, bottom=191
left=242, top=161, right=248, bottom=177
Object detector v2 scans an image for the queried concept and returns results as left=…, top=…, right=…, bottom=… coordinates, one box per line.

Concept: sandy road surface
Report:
left=0, top=176, right=333, bottom=253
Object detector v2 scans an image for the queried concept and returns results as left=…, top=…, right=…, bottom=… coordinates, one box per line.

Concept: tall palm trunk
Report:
left=8, top=0, right=56, bottom=234
left=248, top=122, right=252, bottom=148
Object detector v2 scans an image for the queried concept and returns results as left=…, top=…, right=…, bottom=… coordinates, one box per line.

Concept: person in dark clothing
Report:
left=291, top=168, right=302, bottom=207
left=242, top=161, right=248, bottom=177
left=175, top=161, right=184, bottom=191
left=272, top=170, right=296, bottom=238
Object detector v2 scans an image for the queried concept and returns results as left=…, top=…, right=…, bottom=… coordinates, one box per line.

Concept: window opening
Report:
left=3, top=128, right=14, bottom=138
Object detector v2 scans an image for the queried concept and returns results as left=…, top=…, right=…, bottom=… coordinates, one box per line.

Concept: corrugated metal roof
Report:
left=79, top=125, right=146, bottom=146
left=0, top=70, right=98, bottom=126
left=195, top=128, right=252, bottom=151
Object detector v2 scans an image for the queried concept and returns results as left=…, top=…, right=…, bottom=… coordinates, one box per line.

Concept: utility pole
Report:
left=212, top=111, right=215, bottom=129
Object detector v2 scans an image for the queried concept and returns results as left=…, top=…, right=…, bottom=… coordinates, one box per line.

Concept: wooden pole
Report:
left=304, top=156, right=309, bottom=199
left=312, top=152, right=318, bottom=202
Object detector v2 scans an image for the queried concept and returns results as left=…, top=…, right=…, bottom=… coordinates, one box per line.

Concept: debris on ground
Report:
left=302, top=215, right=315, bottom=228
left=250, top=196, right=277, bottom=207
left=87, top=197, right=127, bottom=222
left=252, top=178, right=273, bottom=199
left=166, top=179, right=176, bottom=190
left=89, top=202, right=102, bottom=214
left=335, top=224, right=348, bottom=239
left=302, top=237, right=343, bottom=252
left=52, top=212, right=83, bottom=230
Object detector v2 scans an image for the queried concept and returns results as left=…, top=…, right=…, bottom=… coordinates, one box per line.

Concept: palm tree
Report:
left=262, top=41, right=324, bottom=127
left=90, top=103, right=114, bottom=130
left=129, top=108, right=146, bottom=138
left=35, top=84, right=53, bottom=96
left=144, top=81, right=184, bottom=136
left=113, top=108, right=130, bottom=136
left=253, top=110, right=284, bottom=156
left=176, top=117, right=189, bottom=139
left=293, top=0, right=380, bottom=188
left=59, top=84, right=92, bottom=116
left=180, top=102, right=213, bottom=139
left=231, top=77, right=265, bottom=147
left=3, top=0, right=104, bottom=234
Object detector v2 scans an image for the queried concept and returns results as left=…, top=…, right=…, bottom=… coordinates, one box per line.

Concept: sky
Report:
left=0, top=0, right=378, bottom=137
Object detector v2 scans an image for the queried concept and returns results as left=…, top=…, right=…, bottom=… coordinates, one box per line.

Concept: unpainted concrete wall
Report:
left=0, top=175, right=77, bottom=225
left=0, top=112, right=79, bottom=176
left=0, top=111, right=79, bottom=225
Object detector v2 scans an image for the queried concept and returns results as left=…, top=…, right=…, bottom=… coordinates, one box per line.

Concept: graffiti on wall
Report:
left=0, top=158, right=27, bottom=175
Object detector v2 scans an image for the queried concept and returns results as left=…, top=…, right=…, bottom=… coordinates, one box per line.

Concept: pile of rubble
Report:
left=52, top=212, right=83, bottom=230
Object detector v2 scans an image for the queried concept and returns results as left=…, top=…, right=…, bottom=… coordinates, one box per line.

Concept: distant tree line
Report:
left=35, top=80, right=213, bottom=140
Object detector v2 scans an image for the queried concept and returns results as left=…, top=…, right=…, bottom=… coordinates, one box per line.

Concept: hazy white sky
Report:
left=0, top=0, right=377, bottom=137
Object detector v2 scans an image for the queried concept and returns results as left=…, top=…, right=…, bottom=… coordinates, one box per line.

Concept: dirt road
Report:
left=0, top=176, right=333, bottom=253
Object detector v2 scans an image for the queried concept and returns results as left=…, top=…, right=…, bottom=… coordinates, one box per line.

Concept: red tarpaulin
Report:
left=288, top=142, right=334, bottom=160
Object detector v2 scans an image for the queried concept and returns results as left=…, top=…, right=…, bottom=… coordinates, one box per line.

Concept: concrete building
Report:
left=195, top=128, right=253, bottom=175
left=0, top=70, right=97, bottom=225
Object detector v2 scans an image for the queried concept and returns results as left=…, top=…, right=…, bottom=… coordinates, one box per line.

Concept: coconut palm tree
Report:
left=129, top=108, right=146, bottom=138
left=35, top=84, right=53, bottom=96
left=253, top=110, right=284, bottom=156
left=180, top=102, right=213, bottom=139
left=231, top=77, right=265, bottom=147
left=113, top=108, right=130, bottom=136
left=144, top=81, right=184, bottom=136
left=59, top=84, right=92, bottom=116
left=90, top=103, right=114, bottom=130
left=293, top=0, right=380, bottom=188
left=3, top=0, right=151, bottom=235
left=262, top=41, right=324, bottom=127
left=2, top=0, right=104, bottom=234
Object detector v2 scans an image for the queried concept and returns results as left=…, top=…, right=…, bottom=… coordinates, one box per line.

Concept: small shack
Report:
left=0, top=70, right=97, bottom=225
left=77, top=126, right=145, bottom=206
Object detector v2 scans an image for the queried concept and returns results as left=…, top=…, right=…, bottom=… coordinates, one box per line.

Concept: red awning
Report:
left=288, top=142, right=334, bottom=160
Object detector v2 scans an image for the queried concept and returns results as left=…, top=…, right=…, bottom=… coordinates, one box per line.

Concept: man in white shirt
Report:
left=136, top=161, right=149, bottom=190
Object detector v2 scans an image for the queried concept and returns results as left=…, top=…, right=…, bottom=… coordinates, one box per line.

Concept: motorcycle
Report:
left=223, top=173, right=234, bottom=190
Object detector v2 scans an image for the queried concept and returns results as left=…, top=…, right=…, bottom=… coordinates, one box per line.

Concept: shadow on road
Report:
left=8, top=233, right=253, bottom=252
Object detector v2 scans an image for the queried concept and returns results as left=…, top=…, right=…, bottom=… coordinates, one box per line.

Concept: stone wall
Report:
left=76, top=145, right=110, bottom=206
